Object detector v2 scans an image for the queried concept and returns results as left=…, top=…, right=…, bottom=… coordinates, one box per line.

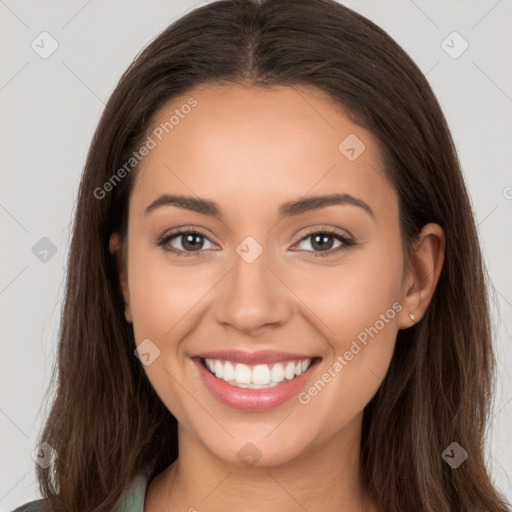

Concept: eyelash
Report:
left=156, top=227, right=357, bottom=259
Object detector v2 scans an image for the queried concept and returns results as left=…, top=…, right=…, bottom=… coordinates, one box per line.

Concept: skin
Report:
left=110, top=83, right=445, bottom=512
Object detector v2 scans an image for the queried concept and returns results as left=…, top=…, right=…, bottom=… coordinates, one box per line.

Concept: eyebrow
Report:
left=144, top=193, right=374, bottom=219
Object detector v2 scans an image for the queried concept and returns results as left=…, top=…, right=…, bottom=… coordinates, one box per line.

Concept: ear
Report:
left=398, top=223, right=445, bottom=329
left=109, top=232, right=133, bottom=323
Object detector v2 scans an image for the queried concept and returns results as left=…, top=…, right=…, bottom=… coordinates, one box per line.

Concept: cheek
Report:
left=292, top=246, right=403, bottom=433
left=293, top=237, right=403, bottom=398
left=125, top=245, right=205, bottom=424
left=295, top=236, right=404, bottom=345
left=126, top=244, right=205, bottom=340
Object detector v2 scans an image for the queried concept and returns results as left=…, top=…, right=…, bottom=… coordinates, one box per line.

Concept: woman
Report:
left=12, top=0, right=510, bottom=510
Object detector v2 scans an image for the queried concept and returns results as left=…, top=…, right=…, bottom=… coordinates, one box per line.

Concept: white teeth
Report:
left=223, top=361, right=235, bottom=381
left=252, top=364, right=271, bottom=385
left=270, top=363, right=284, bottom=383
left=234, top=363, right=252, bottom=384
left=285, top=362, right=296, bottom=380
left=204, top=358, right=313, bottom=388
left=214, top=360, right=223, bottom=379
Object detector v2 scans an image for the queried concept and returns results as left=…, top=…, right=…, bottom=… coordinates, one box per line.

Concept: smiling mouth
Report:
left=199, top=356, right=321, bottom=389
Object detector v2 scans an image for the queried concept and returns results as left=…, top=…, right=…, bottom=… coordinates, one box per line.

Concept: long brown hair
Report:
left=35, top=0, right=510, bottom=510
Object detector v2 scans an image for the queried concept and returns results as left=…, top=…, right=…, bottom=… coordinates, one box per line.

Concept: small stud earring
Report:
left=409, top=313, right=415, bottom=322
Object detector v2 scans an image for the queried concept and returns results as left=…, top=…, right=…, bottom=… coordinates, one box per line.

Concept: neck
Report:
left=145, top=412, right=376, bottom=512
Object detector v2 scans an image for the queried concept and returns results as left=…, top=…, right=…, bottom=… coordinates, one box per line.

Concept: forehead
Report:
left=130, top=84, right=396, bottom=222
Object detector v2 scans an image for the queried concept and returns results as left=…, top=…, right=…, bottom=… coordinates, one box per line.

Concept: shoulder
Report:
left=10, top=499, right=47, bottom=512
left=114, top=472, right=149, bottom=511
left=10, top=472, right=149, bottom=512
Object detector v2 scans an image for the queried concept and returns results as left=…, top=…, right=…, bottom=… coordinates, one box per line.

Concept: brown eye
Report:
left=309, top=232, right=336, bottom=251
left=294, top=229, right=356, bottom=257
left=157, top=230, right=216, bottom=257
left=176, top=232, right=205, bottom=251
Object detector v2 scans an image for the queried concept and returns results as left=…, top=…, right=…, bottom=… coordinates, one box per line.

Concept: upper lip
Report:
left=194, top=350, right=319, bottom=365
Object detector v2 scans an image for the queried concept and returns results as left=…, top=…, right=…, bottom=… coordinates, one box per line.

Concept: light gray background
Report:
left=1, top=0, right=511, bottom=509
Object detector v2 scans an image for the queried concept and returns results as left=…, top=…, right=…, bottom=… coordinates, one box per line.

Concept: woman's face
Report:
left=113, top=84, right=412, bottom=466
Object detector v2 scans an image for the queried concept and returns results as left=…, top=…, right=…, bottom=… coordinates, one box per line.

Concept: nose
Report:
left=212, top=244, right=294, bottom=337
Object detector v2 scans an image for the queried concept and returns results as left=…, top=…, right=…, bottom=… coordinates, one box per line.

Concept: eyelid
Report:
left=294, top=225, right=353, bottom=242
left=157, top=226, right=218, bottom=252
left=157, top=225, right=356, bottom=258
left=290, top=226, right=355, bottom=254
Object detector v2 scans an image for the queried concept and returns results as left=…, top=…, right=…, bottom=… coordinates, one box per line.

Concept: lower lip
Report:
left=193, top=357, right=321, bottom=412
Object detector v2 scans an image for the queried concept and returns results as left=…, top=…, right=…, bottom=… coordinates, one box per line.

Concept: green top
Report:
left=10, top=472, right=149, bottom=512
